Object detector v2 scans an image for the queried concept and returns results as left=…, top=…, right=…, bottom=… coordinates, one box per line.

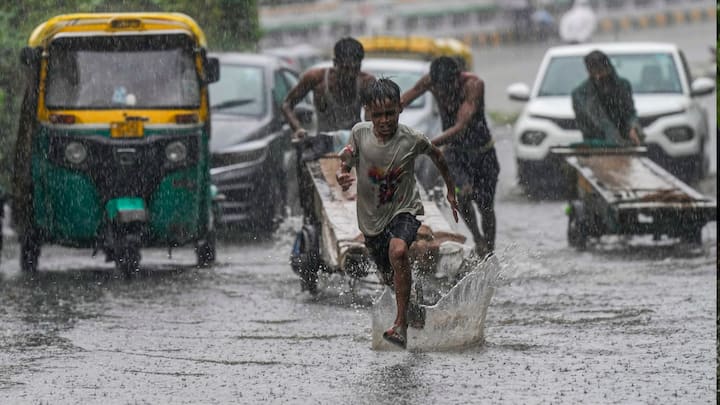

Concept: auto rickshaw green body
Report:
left=13, top=13, right=221, bottom=273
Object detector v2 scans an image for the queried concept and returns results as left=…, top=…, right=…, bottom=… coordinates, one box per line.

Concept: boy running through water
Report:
left=336, top=78, right=459, bottom=349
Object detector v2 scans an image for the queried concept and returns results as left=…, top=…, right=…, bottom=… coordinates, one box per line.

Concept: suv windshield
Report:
left=367, top=69, right=425, bottom=108
left=209, top=64, right=266, bottom=116
left=45, top=34, right=200, bottom=109
left=538, top=52, right=682, bottom=96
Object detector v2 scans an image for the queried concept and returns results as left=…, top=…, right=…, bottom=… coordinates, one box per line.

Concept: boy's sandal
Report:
left=382, top=325, right=407, bottom=349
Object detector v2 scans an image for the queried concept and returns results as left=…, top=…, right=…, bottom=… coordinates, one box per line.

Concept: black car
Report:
left=208, top=53, right=313, bottom=234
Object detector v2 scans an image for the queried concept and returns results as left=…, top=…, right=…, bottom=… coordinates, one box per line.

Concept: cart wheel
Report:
left=680, top=226, right=702, bottom=246
left=115, top=247, right=141, bottom=277
left=196, top=203, right=217, bottom=268
left=567, top=202, right=588, bottom=250
left=290, top=224, right=322, bottom=294
left=20, top=231, right=41, bottom=273
left=196, top=229, right=216, bottom=268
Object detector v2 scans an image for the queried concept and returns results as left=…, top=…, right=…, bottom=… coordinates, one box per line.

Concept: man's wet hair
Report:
left=361, top=77, right=401, bottom=106
left=334, top=37, right=364, bottom=62
left=584, top=50, right=613, bottom=72
left=430, top=56, right=460, bottom=85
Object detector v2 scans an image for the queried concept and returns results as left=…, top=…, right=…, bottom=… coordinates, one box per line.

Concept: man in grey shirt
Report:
left=337, top=78, right=459, bottom=349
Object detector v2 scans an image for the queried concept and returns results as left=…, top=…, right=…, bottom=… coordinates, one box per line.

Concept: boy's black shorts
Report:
left=364, top=213, right=421, bottom=281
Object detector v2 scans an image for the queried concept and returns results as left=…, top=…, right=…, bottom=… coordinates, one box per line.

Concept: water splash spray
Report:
left=371, top=249, right=502, bottom=351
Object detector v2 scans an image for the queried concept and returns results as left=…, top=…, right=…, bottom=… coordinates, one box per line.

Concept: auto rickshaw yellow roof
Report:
left=358, top=35, right=473, bottom=69
left=28, top=12, right=207, bottom=47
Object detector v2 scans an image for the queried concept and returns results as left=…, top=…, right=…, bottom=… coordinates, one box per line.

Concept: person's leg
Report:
left=457, top=186, right=485, bottom=251
left=449, top=153, right=486, bottom=252
left=474, top=151, right=500, bottom=253
left=364, top=232, right=393, bottom=287
left=382, top=214, right=421, bottom=347
left=478, top=203, right=496, bottom=252
left=388, top=237, right=411, bottom=328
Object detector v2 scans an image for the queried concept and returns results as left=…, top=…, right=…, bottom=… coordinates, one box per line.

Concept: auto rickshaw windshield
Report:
left=45, top=33, right=201, bottom=109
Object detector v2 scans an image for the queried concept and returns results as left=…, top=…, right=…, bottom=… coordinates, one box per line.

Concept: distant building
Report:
left=258, top=0, right=715, bottom=49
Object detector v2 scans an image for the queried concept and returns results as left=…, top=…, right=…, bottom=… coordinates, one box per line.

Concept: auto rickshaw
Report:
left=13, top=13, right=221, bottom=274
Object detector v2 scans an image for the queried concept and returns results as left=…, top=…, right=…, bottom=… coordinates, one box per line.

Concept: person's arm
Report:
left=282, top=69, right=321, bottom=139
left=427, top=144, right=459, bottom=223
left=571, top=88, right=597, bottom=140
left=359, top=72, right=376, bottom=121
left=336, top=130, right=359, bottom=191
left=431, top=79, right=483, bottom=147
left=400, top=74, right=431, bottom=109
left=619, top=80, right=642, bottom=145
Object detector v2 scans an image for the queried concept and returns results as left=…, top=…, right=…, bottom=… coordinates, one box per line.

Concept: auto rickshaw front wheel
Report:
left=115, top=247, right=141, bottom=277
left=20, top=232, right=41, bottom=273
left=196, top=230, right=216, bottom=268
left=196, top=204, right=217, bottom=268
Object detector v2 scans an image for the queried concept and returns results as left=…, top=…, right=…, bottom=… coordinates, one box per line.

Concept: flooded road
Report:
left=1, top=128, right=715, bottom=403
left=1, top=22, right=716, bottom=405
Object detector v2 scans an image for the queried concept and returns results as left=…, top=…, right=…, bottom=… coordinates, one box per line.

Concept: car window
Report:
left=609, top=53, right=682, bottom=94
left=537, top=56, right=587, bottom=97
left=678, top=50, right=693, bottom=89
left=209, top=64, right=266, bottom=116
left=366, top=69, right=426, bottom=108
left=538, top=53, right=683, bottom=97
left=273, top=70, right=290, bottom=106
left=281, top=69, right=311, bottom=104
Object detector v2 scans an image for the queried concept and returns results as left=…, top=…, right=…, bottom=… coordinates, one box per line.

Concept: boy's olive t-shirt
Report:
left=344, top=122, right=432, bottom=236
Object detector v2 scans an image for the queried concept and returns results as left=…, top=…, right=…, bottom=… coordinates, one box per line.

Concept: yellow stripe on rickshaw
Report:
left=38, top=109, right=207, bottom=125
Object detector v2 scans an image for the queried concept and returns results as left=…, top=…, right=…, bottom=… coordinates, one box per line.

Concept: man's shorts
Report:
left=446, top=148, right=500, bottom=211
left=364, top=213, right=421, bottom=283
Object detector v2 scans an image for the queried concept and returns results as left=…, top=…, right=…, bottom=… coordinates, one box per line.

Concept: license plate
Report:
left=110, top=120, right=144, bottom=138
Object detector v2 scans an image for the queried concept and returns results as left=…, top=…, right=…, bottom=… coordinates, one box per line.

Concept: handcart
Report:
left=553, top=143, right=717, bottom=249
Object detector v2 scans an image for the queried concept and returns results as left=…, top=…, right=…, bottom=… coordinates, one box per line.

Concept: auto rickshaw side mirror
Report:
left=20, top=46, right=41, bottom=67
left=204, top=57, right=220, bottom=84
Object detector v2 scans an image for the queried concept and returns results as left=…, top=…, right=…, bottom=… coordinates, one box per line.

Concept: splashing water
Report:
left=371, top=252, right=501, bottom=351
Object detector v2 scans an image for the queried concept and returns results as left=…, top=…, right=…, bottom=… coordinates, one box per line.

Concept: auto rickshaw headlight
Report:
left=165, top=141, right=187, bottom=163
left=65, top=142, right=87, bottom=164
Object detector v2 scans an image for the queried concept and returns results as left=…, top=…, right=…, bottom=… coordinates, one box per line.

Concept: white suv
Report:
left=507, top=42, right=715, bottom=196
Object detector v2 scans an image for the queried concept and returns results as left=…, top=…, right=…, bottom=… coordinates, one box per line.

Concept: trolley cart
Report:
left=552, top=144, right=716, bottom=249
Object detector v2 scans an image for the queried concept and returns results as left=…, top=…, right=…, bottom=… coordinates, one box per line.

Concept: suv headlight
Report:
left=65, top=142, right=87, bottom=164
left=520, top=130, right=547, bottom=146
left=165, top=141, right=188, bottom=162
left=663, top=126, right=693, bottom=143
